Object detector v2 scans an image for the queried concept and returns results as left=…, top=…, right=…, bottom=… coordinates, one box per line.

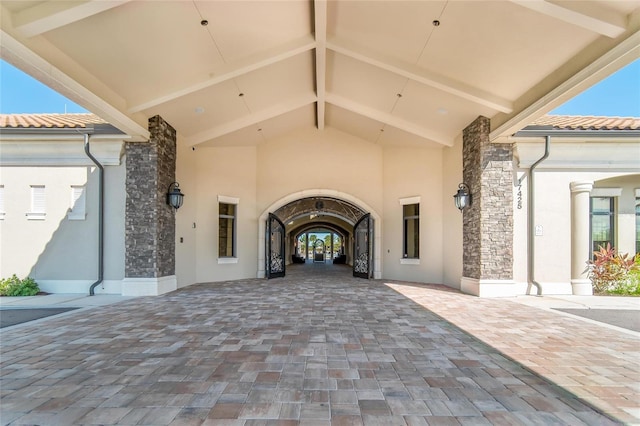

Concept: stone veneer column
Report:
left=123, top=115, right=178, bottom=296
left=570, top=181, right=594, bottom=295
left=460, top=116, right=515, bottom=297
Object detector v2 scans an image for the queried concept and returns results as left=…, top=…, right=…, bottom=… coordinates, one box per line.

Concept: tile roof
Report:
left=1, top=113, right=638, bottom=133
left=0, top=113, right=107, bottom=129
left=530, top=115, right=640, bottom=130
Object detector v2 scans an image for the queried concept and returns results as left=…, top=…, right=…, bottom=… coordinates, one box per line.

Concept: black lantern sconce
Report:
left=453, top=183, right=471, bottom=211
left=166, top=182, right=185, bottom=210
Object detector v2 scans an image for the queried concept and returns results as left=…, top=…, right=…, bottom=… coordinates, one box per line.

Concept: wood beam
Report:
left=128, top=36, right=315, bottom=113
left=186, top=94, right=317, bottom=146
left=327, top=38, right=513, bottom=114
left=13, top=0, right=131, bottom=38
left=314, top=0, right=327, bottom=130
left=511, top=0, right=627, bottom=38
left=326, top=93, right=453, bottom=147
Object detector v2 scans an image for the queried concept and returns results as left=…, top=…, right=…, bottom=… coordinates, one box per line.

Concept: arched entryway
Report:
left=258, top=190, right=382, bottom=279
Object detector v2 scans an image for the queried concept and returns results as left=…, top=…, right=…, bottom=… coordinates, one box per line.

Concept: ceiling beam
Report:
left=186, top=94, right=317, bottom=146
left=13, top=0, right=131, bottom=38
left=326, top=93, right=453, bottom=147
left=314, top=0, right=327, bottom=130
left=490, top=29, right=640, bottom=142
left=327, top=38, right=513, bottom=114
left=511, top=0, right=627, bottom=38
left=128, top=35, right=316, bottom=113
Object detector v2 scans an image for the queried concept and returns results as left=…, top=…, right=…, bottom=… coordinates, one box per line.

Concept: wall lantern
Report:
left=166, top=182, right=185, bottom=210
left=453, top=183, right=471, bottom=211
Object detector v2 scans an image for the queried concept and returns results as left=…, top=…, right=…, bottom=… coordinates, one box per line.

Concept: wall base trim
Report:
left=461, top=277, right=516, bottom=297
left=36, top=280, right=123, bottom=295
left=571, top=279, right=593, bottom=296
left=122, top=275, right=177, bottom=296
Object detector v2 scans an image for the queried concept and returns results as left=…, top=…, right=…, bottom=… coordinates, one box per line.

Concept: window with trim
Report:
left=590, top=196, right=614, bottom=255
left=27, top=185, right=46, bottom=220
left=68, top=185, right=86, bottom=220
left=403, top=203, right=419, bottom=259
left=219, top=202, right=236, bottom=257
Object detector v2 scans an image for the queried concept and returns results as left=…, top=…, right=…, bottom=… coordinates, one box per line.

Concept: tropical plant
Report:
left=0, top=275, right=40, bottom=296
left=585, top=244, right=640, bottom=294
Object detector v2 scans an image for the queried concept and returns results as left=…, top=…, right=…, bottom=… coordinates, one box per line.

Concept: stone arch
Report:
left=258, top=189, right=382, bottom=279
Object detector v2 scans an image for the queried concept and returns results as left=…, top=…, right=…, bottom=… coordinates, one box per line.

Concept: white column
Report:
left=570, top=181, right=593, bottom=295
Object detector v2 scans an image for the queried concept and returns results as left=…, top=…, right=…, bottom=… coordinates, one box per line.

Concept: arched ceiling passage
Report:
left=274, top=197, right=366, bottom=225
left=290, top=221, right=350, bottom=242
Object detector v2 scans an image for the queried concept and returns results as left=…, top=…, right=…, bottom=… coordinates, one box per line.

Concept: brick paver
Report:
left=1, top=264, right=635, bottom=425
left=387, top=281, right=640, bottom=424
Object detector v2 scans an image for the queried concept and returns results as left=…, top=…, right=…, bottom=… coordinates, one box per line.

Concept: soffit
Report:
left=1, top=0, right=638, bottom=148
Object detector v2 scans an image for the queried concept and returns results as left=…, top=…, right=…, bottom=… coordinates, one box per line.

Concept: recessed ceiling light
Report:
left=195, top=106, right=205, bottom=114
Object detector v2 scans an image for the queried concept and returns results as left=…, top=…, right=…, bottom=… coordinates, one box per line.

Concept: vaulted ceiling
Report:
left=1, top=1, right=639, bottom=148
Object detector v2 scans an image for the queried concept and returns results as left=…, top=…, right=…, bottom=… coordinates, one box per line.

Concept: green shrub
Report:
left=585, top=244, right=640, bottom=295
left=0, top=275, right=40, bottom=296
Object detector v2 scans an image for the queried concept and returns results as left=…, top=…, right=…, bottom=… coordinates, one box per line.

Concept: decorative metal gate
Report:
left=353, top=213, right=372, bottom=279
left=267, top=213, right=285, bottom=278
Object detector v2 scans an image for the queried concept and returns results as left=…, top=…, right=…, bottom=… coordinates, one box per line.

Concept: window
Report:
left=403, top=203, right=420, bottom=259
left=219, top=202, right=236, bottom=258
left=68, top=185, right=86, bottom=220
left=27, top=185, right=46, bottom=220
left=590, top=196, right=614, bottom=255
left=399, top=196, right=420, bottom=264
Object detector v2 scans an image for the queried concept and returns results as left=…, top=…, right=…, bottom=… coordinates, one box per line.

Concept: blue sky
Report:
left=1, top=58, right=639, bottom=116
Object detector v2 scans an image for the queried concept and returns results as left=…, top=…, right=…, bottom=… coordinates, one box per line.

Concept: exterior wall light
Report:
left=453, top=183, right=471, bottom=211
left=166, top=182, right=185, bottom=210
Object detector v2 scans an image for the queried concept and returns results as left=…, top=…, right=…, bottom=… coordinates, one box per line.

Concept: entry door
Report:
left=353, top=213, right=372, bottom=279
left=267, top=213, right=285, bottom=278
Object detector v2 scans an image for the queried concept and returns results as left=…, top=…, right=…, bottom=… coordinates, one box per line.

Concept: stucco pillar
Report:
left=123, top=115, right=178, bottom=296
left=460, top=116, right=515, bottom=297
left=570, top=181, right=594, bottom=295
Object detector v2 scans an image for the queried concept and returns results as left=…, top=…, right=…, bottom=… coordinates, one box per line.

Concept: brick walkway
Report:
left=1, top=264, right=637, bottom=425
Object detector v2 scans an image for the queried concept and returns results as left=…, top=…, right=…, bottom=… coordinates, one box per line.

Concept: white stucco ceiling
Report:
left=1, top=0, right=639, bottom=147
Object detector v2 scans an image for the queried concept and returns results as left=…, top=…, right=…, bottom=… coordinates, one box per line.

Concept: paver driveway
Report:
left=0, top=264, right=629, bottom=425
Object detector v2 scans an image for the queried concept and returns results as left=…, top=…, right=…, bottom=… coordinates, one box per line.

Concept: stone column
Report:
left=123, top=115, right=178, bottom=296
left=570, top=181, right=594, bottom=295
left=460, top=116, right=515, bottom=297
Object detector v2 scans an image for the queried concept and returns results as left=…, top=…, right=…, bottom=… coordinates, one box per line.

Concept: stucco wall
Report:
left=256, top=128, right=384, bottom=217
left=0, top=164, right=126, bottom=293
left=175, top=137, right=198, bottom=289
left=442, top=135, right=464, bottom=289
left=513, top=170, right=639, bottom=294
left=382, top=146, right=444, bottom=284
left=192, top=146, right=258, bottom=283
left=178, top=126, right=460, bottom=286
